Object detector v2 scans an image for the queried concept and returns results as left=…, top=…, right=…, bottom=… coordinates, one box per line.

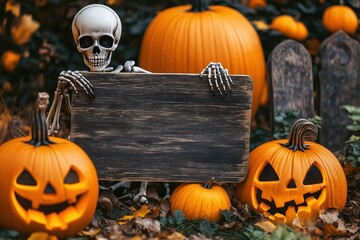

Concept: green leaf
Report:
left=198, top=220, right=219, bottom=237
left=346, top=125, right=360, bottom=132
left=221, top=209, right=237, bottom=223
left=168, top=210, right=186, bottom=226
left=0, top=230, right=20, bottom=239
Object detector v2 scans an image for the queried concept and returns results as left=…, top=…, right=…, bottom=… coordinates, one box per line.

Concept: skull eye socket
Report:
left=303, top=164, right=323, bottom=185
left=259, top=163, right=279, bottom=181
left=17, top=170, right=37, bottom=186
left=64, top=168, right=79, bottom=184
left=99, top=35, right=114, bottom=48
left=79, top=36, right=93, bottom=48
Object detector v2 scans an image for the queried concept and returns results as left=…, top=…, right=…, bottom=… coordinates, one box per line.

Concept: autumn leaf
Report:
left=135, top=218, right=161, bottom=233
left=5, top=1, right=21, bottom=17
left=1, top=50, right=21, bottom=72
left=11, top=14, right=40, bottom=45
left=118, top=205, right=151, bottom=225
left=252, top=20, right=270, bottom=31
left=255, top=220, right=276, bottom=233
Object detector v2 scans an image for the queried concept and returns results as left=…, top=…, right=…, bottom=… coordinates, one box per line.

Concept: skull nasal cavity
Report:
left=44, top=183, right=56, bottom=194
left=287, top=179, right=297, bottom=188
left=93, top=46, right=100, bottom=54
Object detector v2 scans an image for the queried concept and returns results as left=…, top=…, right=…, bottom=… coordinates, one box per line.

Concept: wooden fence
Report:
left=268, top=30, right=360, bottom=152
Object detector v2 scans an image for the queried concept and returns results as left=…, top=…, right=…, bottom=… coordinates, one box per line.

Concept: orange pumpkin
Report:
left=322, top=4, right=358, bottom=34
left=170, top=178, right=231, bottom=222
left=248, top=0, right=267, bottom=9
left=237, top=119, right=347, bottom=225
left=139, top=0, right=267, bottom=118
left=0, top=93, right=99, bottom=238
left=270, top=15, right=309, bottom=41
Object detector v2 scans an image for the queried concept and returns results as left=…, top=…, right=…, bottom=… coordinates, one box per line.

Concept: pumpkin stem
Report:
left=202, top=177, right=215, bottom=189
left=280, top=118, right=318, bottom=152
left=189, top=0, right=210, bottom=12
left=26, top=92, right=55, bottom=147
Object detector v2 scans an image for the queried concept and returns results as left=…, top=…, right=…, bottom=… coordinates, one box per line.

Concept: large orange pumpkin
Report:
left=170, top=178, right=231, bottom=222
left=0, top=93, right=99, bottom=238
left=237, top=119, right=347, bottom=225
left=322, top=4, right=358, bottom=34
left=139, top=0, right=267, bottom=117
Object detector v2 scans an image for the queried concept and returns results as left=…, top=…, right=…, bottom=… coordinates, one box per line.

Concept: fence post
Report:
left=318, top=31, right=360, bottom=152
left=267, top=39, right=315, bottom=132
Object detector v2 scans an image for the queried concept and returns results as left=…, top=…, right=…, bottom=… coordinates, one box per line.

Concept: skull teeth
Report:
left=89, top=56, right=108, bottom=67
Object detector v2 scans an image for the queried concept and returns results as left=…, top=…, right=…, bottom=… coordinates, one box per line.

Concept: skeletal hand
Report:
left=200, top=62, right=233, bottom=96
left=124, top=60, right=151, bottom=73
left=46, top=70, right=94, bottom=135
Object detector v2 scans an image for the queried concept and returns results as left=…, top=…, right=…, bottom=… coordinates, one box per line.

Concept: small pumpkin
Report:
left=139, top=0, right=268, bottom=118
left=0, top=93, right=99, bottom=238
left=170, top=178, right=231, bottom=222
left=237, top=119, right=347, bottom=225
left=322, top=4, right=358, bottom=34
left=247, top=0, right=267, bottom=9
left=270, top=15, right=309, bottom=41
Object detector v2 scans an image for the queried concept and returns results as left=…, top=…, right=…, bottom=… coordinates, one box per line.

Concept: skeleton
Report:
left=46, top=4, right=233, bottom=204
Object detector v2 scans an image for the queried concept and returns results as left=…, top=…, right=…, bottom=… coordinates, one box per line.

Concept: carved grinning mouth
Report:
left=15, top=192, right=82, bottom=215
left=256, top=188, right=322, bottom=215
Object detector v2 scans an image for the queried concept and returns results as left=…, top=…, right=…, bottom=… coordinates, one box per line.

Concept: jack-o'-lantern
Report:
left=237, top=119, right=347, bottom=225
left=0, top=93, right=99, bottom=238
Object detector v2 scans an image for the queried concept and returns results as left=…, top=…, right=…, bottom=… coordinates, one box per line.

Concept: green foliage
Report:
left=273, top=110, right=300, bottom=140
left=343, top=105, right=360, bottom=167
left=0, top=230, right=19, bottom=240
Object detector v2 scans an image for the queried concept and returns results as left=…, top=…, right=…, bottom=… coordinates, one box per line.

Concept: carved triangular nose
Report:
left=44, top=183, right=56, bottom=194
left=287, top=179, right=297, bottom=188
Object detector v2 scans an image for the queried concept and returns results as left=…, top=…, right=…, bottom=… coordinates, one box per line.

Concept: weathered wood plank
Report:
left=267, top=40, right=314, bottom=131
left=318, top=31, right=360, bottom=152
left=71, top=73, right=252, bottom=183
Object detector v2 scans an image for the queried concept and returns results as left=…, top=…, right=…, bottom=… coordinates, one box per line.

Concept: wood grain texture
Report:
left=267, top=40, right=314, bottom=131
left=318, top=31, right=360, bottom=152
left=71, top=73, right=253, bottom=183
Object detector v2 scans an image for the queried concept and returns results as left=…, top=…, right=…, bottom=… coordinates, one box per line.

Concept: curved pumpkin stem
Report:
left=202, top=177, right=215, bottom=189
left=280, top=118, right=318, bottom=152
left=26, top=92, right=54, bottom=147
left=189, top=0, right=210, bottom=12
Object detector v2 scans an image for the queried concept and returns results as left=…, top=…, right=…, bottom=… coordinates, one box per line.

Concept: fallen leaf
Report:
left=1, top=50, right=21, bottom=72
left=167, top=231, right=186, bottom=240
left=135, top=218, right=161, bottom=233
left=319, top=208, right=339, bottom=224
left=133, top=205, right=151, bottom=218
left=252, top=20, right=270, bottom=31
left=255, top=220, right=276, bottom=233
left=5, top=1, right=20, bottom=17
left=118, top=205, right=151, bottom=225
left=11, top=14, right=40, bottom=45
left=80, top=228, right=101, bottom=237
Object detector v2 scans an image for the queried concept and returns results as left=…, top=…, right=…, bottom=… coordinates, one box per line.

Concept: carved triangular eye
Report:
left=259, top=163, right=279, bottom=181
left=64, top=168, right=79, bottom=184
left=17, top=170, right=37, bottom=186
left=303, top=164, right=323, bottom=185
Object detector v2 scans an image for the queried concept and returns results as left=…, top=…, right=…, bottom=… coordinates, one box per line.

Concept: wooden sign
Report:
left=267, top=40, right=315, bottom=131
left=71, top=73, right=253, bottom=183
left=318, top=31, right=360, bottom=152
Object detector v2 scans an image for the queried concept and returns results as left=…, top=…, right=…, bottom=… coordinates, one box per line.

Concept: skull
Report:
left=72, top=4, right=122, bottom=72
